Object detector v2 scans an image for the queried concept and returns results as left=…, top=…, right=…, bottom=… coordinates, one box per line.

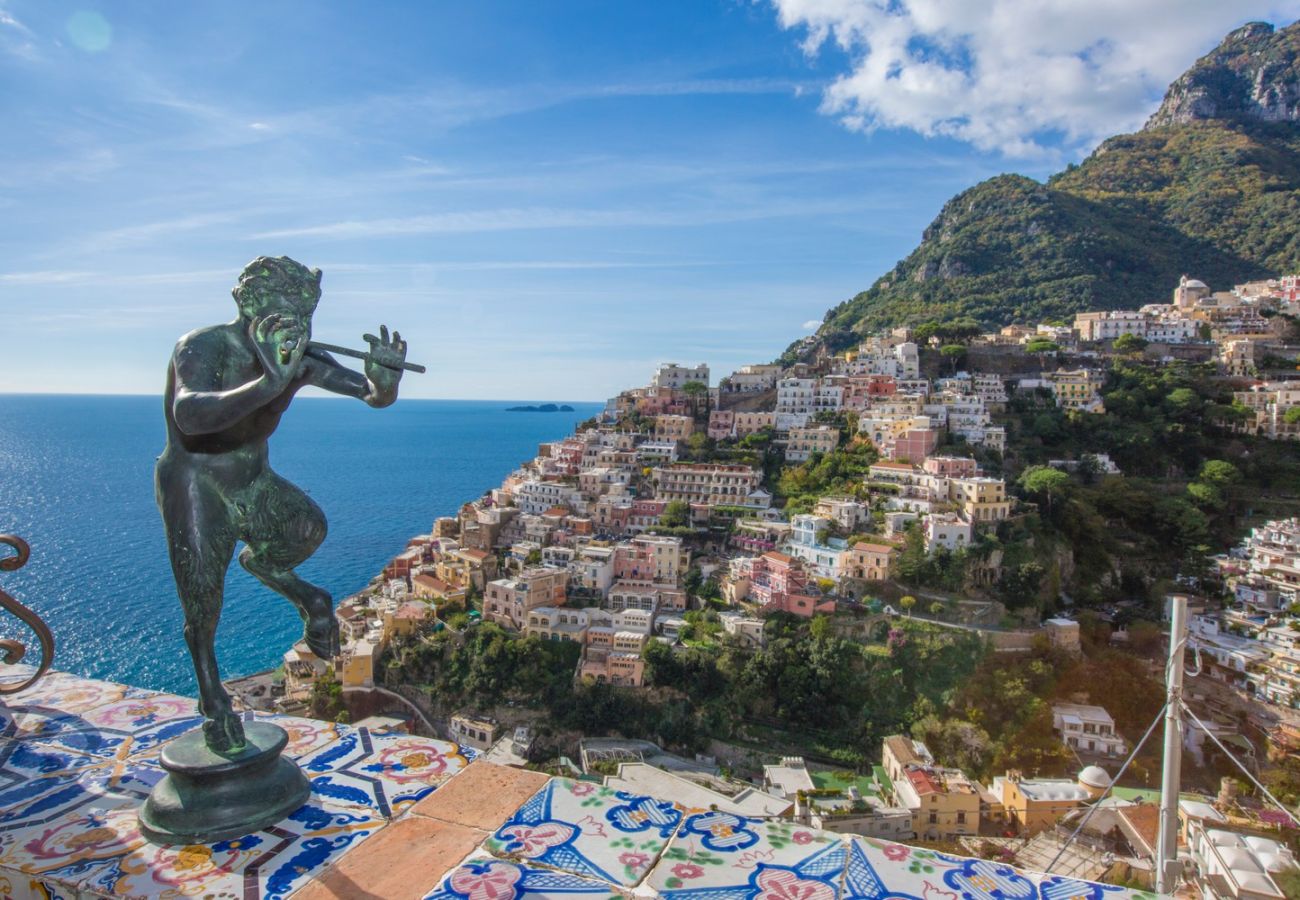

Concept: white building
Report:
left=651, top=362, right=709, bottom=390
left=1051, top=703, right=1126, bottom=759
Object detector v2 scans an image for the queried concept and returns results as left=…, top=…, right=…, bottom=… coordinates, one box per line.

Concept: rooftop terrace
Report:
left=0, top=665, right=1156, bottom=899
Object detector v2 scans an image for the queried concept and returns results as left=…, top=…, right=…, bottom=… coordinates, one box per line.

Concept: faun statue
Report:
left=156, top=256, right=408, bottom=751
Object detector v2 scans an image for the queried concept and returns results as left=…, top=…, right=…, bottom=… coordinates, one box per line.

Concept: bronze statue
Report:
left=156, top=256, right=408, bottom=753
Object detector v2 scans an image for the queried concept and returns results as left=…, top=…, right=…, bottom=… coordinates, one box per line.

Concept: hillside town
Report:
left=232, top=272, right=1300, bottom=896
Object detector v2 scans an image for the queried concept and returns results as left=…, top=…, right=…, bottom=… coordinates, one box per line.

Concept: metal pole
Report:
left=1157, top=594, right=1187, bottom=894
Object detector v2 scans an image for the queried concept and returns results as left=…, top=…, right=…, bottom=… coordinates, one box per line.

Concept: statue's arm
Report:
left=304, top=352, right=395, bottom=408
left=171, top=337, right=279, bottom=435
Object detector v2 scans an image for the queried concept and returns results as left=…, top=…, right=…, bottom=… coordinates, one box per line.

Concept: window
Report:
left=928, top=812, right=937, bottom=824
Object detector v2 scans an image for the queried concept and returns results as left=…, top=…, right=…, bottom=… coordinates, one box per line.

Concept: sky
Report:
left=2, top=1, right=1298, bottom=400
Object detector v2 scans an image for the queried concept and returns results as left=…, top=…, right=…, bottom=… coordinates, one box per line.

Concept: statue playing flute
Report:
left=156, top=256, right=414, bottom=752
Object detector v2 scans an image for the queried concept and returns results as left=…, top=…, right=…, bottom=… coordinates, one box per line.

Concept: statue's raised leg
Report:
left=239, top=472, right=340, bottom=659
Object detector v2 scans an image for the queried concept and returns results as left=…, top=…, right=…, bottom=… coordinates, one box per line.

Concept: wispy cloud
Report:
left=252, top=198, right=886, bottom=240
left=77, top=212, right=250, bottom=251
left=0, top=6, right=37, bottom=60
left=0, top=268, right=230, bottom=286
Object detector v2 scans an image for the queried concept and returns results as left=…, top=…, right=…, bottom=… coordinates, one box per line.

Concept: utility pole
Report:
left=1157, top=594, right=1188, bottom=894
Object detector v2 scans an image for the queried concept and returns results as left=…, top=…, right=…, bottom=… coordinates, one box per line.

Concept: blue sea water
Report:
left=0, top=394, right=601, bottom=694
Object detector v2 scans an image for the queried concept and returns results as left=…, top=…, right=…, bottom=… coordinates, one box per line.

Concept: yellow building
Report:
left=1046, top=370, right=1105, bottom=413
left=948, top=477, right=1013, bottom=522
left=988, top=768, right=1101, bottom=835
left=338, top=638, right=375, bottom=689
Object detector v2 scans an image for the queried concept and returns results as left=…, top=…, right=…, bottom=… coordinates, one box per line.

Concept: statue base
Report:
left=139, top=721, right=310, bottom=845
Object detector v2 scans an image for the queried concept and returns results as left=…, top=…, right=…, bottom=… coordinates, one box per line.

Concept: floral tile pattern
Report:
left=841, top=838, right=1155, bottom=900
left=297, top=726, right=475, bottom=817
left=649, top=813, right=844, bottom=898
left=241, top=710, right=354, bottom=759
left=0, top=668, right=471, bottom=899
left=79, top=799, right=385, bottom=900
left=486, top=777, right=685, bottom=888
left=0, top=668, right=1156, bottom=900
left=423, top=857, right=625, bottom=900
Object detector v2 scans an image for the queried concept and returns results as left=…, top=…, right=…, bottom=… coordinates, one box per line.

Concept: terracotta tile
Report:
left=292, top=815, right=485, bottom=900
left=410, top=760, right=549, bottom=830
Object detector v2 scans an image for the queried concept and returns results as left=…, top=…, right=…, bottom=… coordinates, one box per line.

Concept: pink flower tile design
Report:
left=486, top=777, right=684, bottom=887
left=648, top=814, right=844, bottom=898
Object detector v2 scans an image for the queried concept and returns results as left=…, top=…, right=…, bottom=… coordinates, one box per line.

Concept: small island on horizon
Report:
left=505, top=403, right=575, bottom=412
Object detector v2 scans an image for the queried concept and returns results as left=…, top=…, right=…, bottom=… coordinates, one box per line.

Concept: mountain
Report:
left=803, top=21, right=1300, bottom=356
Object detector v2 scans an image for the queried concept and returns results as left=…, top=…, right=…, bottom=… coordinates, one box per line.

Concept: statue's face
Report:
left=239, top=287, right=319, bottom=337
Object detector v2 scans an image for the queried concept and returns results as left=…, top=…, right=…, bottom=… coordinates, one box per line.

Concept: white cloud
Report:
left=0, top=6, right=38, bottom=60
left=770, top=1, right=1300, bottom=156
left=802, top=318, right=822, bottom=330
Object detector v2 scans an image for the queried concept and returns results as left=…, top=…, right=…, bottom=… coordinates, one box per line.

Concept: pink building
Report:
left=708, top=410, right=736, bottom=440
left=614, top=535, right=685, bottom=584
left=891, top=427, right=940, bottom=463
left=842, top=375, right=899, bottom=410
left=725, top=552, right=834, bottom=618
left=923, top=456, right=979, bottom=477
left=484, top=567, right=569, bottom=631
left=629, top=500, right=668, bottom=531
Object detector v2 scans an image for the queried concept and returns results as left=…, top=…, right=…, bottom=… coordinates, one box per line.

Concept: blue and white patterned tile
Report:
left=648, top=813, right=845, bottom=898
left=297, top=727, right=474, bottom=818
left=10, top=693, right=202, bottom=762
left=0, top=753, right=159, bottom=851
left=486, top=778, right=685, bottom=888
left=78, top=799, right=385, bottom=900
left=841, top=838, right=1152, bottom=900
left=1037, top=874, right=1150, bottom=900
left=423, top=857, right=625, bottom=900
left=241, top=710, right=354, bottom=759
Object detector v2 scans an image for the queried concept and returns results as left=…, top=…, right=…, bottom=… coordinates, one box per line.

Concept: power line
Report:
left=1181, top=701, right=1294, bottom=825
left=1043, top=700, right=1169, bottom=876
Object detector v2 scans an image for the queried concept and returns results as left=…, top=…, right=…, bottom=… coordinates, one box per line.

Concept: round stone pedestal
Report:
left=139, top=721, right=310, bottom=845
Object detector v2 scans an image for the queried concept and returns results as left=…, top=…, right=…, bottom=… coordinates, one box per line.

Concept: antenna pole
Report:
left=1157, top=594, right=1188, bottom=894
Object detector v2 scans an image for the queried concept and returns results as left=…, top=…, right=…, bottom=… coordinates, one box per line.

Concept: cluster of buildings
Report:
left=759, top=736, right=1106, bottom=843
left=1193, top=519, right=1300, bottom=713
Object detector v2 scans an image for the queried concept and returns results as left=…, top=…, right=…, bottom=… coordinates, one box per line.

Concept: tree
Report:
left=929, top=602, right=945, bottom=618
left=1018, top=466, right=1071, bottom=516
left=1286, top=406, right=1300, bottom=425
left=682, top=380, right=709, bottom=420
left=900, top=595, right=916, bottom=617
left=1024, top=339, right=1060, bottom=354
left=661, top=500, right=690, bottom=528
left=940, top=344, right=967, bottom=373
left=1112, top=333, right=1148, bottom=354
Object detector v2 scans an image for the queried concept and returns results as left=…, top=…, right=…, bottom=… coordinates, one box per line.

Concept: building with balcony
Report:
left=484, top=567, right=569, bottom=631
left=1052, top=703, right=1126, bottom=759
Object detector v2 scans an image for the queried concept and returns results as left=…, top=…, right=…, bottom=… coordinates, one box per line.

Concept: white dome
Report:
left=1079, top=765, right=1111, bottom=789
left=1183, top=278, right=1208, bottom=289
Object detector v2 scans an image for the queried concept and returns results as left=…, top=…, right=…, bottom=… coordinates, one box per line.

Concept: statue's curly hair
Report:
left=232, top=256, right=322, bottom=312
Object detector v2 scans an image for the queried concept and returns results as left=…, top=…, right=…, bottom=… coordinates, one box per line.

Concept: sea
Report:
left=0, top=394, right=602, bottom=695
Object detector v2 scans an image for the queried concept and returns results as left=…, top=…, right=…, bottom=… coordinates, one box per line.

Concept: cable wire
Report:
left=1043, top=700, right=1169, bottom=876
left=1180, top=701, right=1294, bottom=824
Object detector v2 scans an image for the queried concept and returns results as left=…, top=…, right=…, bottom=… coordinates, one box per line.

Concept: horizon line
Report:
left=0, top=390, right=607, bottom=404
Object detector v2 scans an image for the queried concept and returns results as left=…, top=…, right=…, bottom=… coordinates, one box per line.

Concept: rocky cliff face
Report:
left=1145, top=21, right=1300, bottom=128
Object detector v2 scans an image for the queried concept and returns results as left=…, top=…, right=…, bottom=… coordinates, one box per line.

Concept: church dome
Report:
left=1079, top=765, right=1111, bottom=789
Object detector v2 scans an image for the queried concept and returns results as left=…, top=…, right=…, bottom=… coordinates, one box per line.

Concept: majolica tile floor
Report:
left=0, top=669, right=1157, bottom=899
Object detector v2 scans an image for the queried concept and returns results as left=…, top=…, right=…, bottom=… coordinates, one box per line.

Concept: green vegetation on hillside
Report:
left=384, top=616, right=984, bottom=766
left=792, top=22, right=1300, bottom=356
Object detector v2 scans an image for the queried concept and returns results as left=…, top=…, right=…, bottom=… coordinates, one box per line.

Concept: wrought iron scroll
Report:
left=0, top=535, right=55, bottom=694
